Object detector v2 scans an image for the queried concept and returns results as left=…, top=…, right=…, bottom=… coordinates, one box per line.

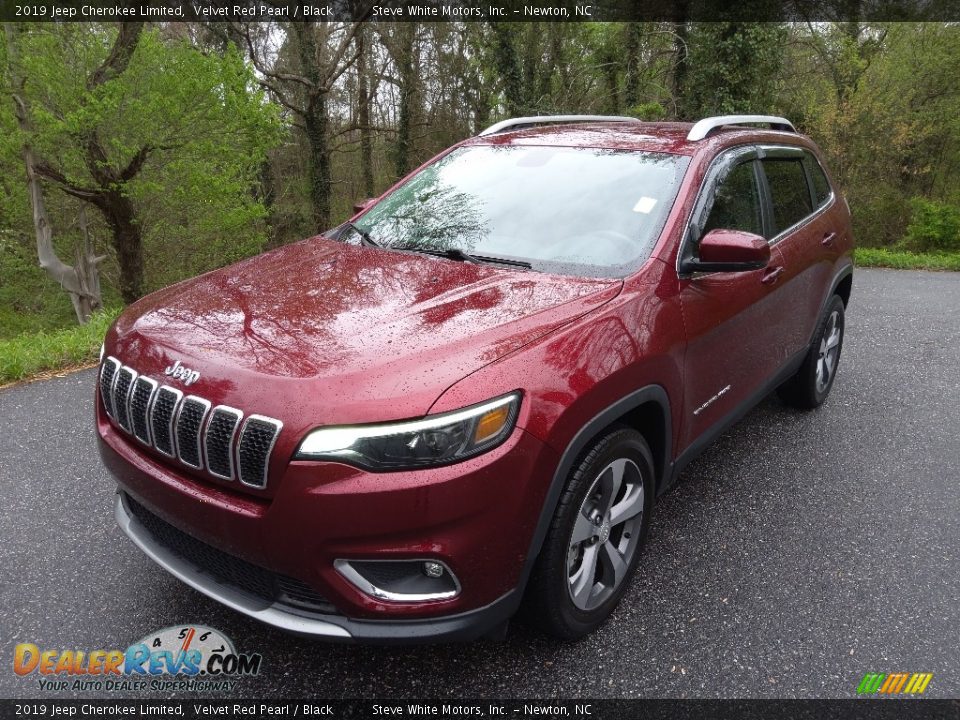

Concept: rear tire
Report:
left=523, top=426, right=654, bottom=640
left=778, top=294, right=845, bottom=409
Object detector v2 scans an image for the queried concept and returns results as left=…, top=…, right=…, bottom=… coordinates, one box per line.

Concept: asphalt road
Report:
left=1, top=268, right=958, bottom=700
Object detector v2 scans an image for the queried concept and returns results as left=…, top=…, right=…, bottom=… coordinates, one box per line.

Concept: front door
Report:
left=677, top=149, right=788, bottom=451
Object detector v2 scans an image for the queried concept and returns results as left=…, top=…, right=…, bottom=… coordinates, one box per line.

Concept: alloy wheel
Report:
left=566, top=458, right=645, bottom=611
left=816, top=310, right=842, bottom=394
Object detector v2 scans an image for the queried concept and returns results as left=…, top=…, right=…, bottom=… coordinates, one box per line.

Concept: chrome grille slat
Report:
left=204, top=406, right=243, bottom=481
left=150, top=386, right=183, bottom=457
left=99, top=357, right=120, bottom=418
left=113, top=367, right=137, bottom=433
left=129, top=376, right=158, bottom=445
left=100, top=360, right=282, bottom=490
left=237, top=415, right=283, bottom=489
left=176, top=396, right=211, bottom=470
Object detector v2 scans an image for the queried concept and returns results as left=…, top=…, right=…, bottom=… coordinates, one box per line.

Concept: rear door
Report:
left=677, top=147, right=787, bottom=450
left=757, top=147, right=839, bottom=355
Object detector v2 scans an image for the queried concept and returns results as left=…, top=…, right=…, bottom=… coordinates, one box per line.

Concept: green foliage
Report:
left=904, top=198, right=960, bottom=253
left=9, top=24, right=283, bottom=295
left=854, top=247, right=960, bottom=272
left=0, top=307, right=120, bottom=384
left=682, top=23, right=788, bottom=117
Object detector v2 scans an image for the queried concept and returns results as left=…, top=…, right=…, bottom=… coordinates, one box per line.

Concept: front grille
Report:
left=129, top=377, right=157, bottom=445
left=100, top=358, right=120, bottom=418
left=176, top=396, right=210, bottom=469
left=150, top=387, right=182, bottom=457
left=237, top=416, right=283, bottom=488
left=113, top=367, right=137, bottom=432
left=124, top=493, right=336, bottom=614
left=205, top=407, right=243, bottom=480
left=101, top=357, right=283, bottom=489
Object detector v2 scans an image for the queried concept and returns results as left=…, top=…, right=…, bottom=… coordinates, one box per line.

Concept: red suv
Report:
left=98, top=115, right=853, bottom=642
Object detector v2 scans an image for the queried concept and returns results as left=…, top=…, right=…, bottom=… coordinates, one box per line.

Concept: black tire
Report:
left=777, top=294, right=846, bottom=409
left=523, top=426, right=654, bottom=640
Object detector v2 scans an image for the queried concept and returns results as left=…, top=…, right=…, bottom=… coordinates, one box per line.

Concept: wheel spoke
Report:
left=570, top=544, right=599, bottom=607
left=597, top=459, right=627, bottom=515
left=825, top=329, right=841, bottom=350
left=608, top=484, right=644, bottom=527
left=570, top=510, right=595, bottom=545
left=824, top=353, right=836, bottom=377
left=598, top=541, right=627, bottom=587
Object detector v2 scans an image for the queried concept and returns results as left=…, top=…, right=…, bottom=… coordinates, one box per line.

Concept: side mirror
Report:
left=683, top=228, right=770, bottom=273
left=352, top=198, right=376, bottom=215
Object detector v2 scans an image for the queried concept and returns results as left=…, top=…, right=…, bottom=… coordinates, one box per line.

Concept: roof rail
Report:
left=686, top=115, right=796, bottom=141
left=478, top=115, right=640, bottom=137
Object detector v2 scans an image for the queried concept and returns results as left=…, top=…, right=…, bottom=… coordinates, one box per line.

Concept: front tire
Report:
left=778, top=294, right=846, bottom=409
left=524, top=426, right=654, bottom=640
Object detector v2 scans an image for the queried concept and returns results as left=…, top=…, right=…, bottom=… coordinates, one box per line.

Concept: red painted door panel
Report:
left=677, top=245, right=787, bottom=451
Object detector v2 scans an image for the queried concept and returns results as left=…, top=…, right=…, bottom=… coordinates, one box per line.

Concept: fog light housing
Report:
left=334, top=559, right=460, bottom=602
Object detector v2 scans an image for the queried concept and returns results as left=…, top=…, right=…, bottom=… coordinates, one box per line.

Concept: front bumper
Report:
left=114, top=492, right=521, bottom=642
left=99, top=408, right=558, bottom=642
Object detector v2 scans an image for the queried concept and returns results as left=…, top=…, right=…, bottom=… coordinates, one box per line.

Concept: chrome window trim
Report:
left=175, top=395, right=211, bottom=470
left=333, top=559, right=461, bottom=603
left=100, top=357, right=121, bottom=419
left=113, top=366, right=138, bottom=434
left=204, top=405, right=244, bottom=481
left=150, top=386, right=183, bottom=459
left=236, top=415, right=283, bottom=489
left=129, top=376, right=158, bottom=447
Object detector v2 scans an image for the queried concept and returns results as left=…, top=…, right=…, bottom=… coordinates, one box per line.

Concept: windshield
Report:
left=353, top=145, right=689, bottom=278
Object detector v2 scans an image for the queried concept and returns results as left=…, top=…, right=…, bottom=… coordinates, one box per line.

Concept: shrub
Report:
left=904, top=198, right=960, bottom=252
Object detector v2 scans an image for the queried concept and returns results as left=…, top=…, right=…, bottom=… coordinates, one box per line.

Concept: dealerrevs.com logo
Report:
left=13, top=625, right=262, bottom=692
left=857, top=672, right=934, bottom=696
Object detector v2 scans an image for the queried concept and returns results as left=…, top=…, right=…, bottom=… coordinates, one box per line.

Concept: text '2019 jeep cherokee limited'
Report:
left=97, top=114, right=853, bottom=642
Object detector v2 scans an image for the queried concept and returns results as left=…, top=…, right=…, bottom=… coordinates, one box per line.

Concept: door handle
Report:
left=821, top=232, right=837, bottom=247
left=761, top=266, right=784, bottom=285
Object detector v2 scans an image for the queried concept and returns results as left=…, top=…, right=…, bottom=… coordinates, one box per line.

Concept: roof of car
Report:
left=464, top=120, right=806, bottom=156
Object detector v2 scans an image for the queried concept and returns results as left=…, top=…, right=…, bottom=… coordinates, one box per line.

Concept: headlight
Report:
left=294, top=392, right=521, bottom=470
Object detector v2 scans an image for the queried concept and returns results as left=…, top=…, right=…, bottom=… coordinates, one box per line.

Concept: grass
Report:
left=854, top=247, right=960, bottom=271
left=0, top=308, right=120, bottom=386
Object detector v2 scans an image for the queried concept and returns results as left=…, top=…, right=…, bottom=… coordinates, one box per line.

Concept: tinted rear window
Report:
left=805, top=153, right=833, bottom=207
left=763, top=158, right=813, bottom=236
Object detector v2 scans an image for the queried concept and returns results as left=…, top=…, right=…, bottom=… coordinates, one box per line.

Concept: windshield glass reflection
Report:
left=356, top=145, right=689, bottom=278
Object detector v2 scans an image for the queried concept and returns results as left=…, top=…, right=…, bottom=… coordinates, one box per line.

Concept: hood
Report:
left=109, top=237, right=621, bottom=433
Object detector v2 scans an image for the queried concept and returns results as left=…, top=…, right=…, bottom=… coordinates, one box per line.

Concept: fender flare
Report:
left=810, top=263, right=853, bottom=345
left=517, top=384, right=672, bottom=590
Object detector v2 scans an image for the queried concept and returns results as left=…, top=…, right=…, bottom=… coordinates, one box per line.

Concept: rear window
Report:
left=805, top=153, right=833, bottom=207
left=354, top=145, right=690, bottom=278
left=762, top=158, right=813, bottom=236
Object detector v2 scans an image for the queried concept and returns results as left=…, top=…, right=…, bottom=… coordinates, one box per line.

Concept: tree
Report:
left=681, top=22, right=788, bottom=118
left=241, top=21, right=362, bottom=231
left=7, top=23, right=280, bottom=303
left=2, top=22, right=103, bottom=324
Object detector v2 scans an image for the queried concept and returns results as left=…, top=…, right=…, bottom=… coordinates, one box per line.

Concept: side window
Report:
left=804, top=153, right=833, bottom=207
left=762, top=158, right=813, bottom=236
left=701, top=160, right=763, bottom=237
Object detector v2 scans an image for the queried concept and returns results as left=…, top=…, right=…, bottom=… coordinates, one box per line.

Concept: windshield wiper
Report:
left=395, top=245, right=532, bottom=269
left=343, top=221, right=380, bottom=248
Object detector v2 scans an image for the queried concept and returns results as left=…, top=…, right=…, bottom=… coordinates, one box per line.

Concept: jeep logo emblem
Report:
left=164, top=360, right=201, bottom=386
